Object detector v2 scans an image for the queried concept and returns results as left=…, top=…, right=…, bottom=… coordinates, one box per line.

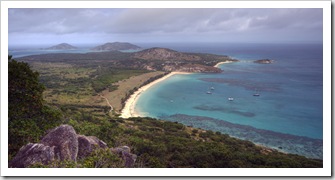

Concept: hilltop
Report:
left=45, top=43, right=77, bottom=50
left=91, top=42, right=141, bottom=51
left=133, top=47, right=202, bottom=61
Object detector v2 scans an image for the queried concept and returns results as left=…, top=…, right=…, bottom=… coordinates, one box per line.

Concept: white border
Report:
left=1, top=0, right=331, bottom=177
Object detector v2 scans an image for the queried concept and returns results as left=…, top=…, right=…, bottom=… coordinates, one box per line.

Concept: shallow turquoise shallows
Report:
left=134, top=43, right=323, bottom=159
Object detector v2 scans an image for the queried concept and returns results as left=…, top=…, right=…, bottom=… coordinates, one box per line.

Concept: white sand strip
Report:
left=214, top=60, right=235, bottom=68
left=120, top=72, right=191, bottom=118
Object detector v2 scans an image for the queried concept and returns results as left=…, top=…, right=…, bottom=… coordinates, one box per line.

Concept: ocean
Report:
left=9, top=42, right=323, bottom=159
left=134, top=42, right=323, bottom=159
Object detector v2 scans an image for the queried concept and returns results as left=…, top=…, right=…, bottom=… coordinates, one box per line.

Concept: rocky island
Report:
left=254, top=59, right=275, bottom=64
left=44, top=43, right=77, bottom=50
left=91, top=42, right=141, bottom=51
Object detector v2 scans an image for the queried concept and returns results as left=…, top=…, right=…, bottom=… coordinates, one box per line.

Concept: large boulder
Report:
left=77, top=135, right=108, bottom=159
left=9, top=124, right=137, bottom=168
left=40, top=124, right=78, bottom=161
left=9, top=143, right=55, bottom=168
left=111, top=146, right=137, bottom=168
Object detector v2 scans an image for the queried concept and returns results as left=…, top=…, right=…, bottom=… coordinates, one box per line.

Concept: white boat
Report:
left=228, top=97, right=234, bottom=101
left=206, top=91, right=212, bottom=94
left=210, top=86, right=215, bottom=90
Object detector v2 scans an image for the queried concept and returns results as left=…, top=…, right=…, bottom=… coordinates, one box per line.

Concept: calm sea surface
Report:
left=135, top=43, right=323, bottom=159
left=9, top=43, right=323, bottom=159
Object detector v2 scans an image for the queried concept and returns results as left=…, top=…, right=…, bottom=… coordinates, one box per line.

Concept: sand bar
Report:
left=120, top=72, right=191, bottom=118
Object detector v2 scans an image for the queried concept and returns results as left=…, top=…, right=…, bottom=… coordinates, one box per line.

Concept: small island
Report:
left=44, top=43, right=77, bottom=50
left=254, top=59, right=275, bottom=64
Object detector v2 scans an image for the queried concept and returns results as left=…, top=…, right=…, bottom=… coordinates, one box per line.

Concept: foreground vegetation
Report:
left=8, top=55, right=323, bottom=168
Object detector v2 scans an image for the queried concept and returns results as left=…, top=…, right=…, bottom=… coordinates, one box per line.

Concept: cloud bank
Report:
left=8, top=8, right=323, bottom=45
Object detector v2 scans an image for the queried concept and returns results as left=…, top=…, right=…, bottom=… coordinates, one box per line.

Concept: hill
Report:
left=45, top=43, right=77, bottom=50
left=91, top=42, right=141, bottom=51
left=18, top=47, right=235, bottom=73
left=133, top=47, right=202, bottom=61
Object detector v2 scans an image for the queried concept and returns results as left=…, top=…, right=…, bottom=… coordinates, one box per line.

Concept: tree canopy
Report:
left=8, top=56, right=62, bottom=158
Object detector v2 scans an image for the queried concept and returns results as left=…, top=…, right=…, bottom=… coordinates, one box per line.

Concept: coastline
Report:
left=120, top=71, right=191, bottom=118
left=120, top=61, right=233, bottom=119
left=214, top=60, right=235, bottom=68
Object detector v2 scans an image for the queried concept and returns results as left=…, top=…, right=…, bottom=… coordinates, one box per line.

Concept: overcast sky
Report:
left=8, top=8, right=323, bottom=47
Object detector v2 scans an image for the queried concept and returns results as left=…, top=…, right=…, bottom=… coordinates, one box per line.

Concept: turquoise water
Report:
left=135, top=43, right=323, bottom=159
left=9, top=43, right=323, bottom=159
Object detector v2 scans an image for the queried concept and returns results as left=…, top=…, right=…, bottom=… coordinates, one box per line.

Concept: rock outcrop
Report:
left=77, top=135, right=108, bottom=159
left=40, top=125, right=78, bottom=161
left=9, top=124, right=137, bottom=168
left=9, top=143, right=55, bottom=168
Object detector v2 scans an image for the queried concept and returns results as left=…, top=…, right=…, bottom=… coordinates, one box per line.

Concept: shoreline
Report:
left=120, top=61, right=234, bottom=118
left=214, top=60, right=236, bottom=68
left=120, top=71, right=191, bottom=118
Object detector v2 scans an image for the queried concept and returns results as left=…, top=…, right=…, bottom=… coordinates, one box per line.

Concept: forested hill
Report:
left=17, top=47, right=236, bottom=73
left=91, top=42, right=141, bottom=51
left=44, top=43, right=77, bottom=50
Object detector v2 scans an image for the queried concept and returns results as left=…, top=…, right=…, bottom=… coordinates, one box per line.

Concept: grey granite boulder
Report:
left=77, top=135, right=108, bottom=159
left=9, top=143, right=55, bottom=168
left=111, top=146, right=137, bottom=167
left=40, top=124, right=78, bottom=161
left=10, top=124, right=137, bottom=168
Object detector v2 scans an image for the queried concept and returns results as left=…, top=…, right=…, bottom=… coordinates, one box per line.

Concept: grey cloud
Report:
left=8, top=8, right=323, bottom=44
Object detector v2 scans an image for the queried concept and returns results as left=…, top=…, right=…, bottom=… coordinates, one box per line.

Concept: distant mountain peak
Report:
left=45, top=43, right=77, bottom=50
left=91, top=42, right=141, bottom=51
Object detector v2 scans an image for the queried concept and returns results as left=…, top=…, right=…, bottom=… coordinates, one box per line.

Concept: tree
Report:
left=8, top=55, right=45, bottom=119
left=8, top=56, right=62, bottom=158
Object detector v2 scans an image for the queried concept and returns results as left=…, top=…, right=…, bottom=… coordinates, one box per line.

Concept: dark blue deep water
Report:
left=135, top=43, right=323, bottom=159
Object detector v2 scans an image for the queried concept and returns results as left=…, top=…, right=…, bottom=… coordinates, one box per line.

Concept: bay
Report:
left=134, top=42, right=323, bottom=159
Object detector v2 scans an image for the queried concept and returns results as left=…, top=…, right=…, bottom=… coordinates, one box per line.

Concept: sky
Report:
left=8, top=8, right=323, bottom=47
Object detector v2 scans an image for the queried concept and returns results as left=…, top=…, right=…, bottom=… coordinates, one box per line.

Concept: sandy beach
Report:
left=120, top=72, right=191, bottom=118
left=214, top=60, right=236, bottom=68
left=120, top=61, right=235, bottom=118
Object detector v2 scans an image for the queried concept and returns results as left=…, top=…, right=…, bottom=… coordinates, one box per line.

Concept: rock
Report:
left=254, top=59, right=275, bottom=64
left=111, top=146, right=137, bottom=167
left=40, top=124, right=78, bottom=161
left=77, top=135, right=108, bottom=159
left=9, top=143, right=55, bottom=168
left=10, top=124, right=137, bottom=168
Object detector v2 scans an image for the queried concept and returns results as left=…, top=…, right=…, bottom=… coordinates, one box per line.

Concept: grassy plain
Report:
left=30, top=62, right=165, bottom=118
left=94, top=71, right=166, bottom=113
